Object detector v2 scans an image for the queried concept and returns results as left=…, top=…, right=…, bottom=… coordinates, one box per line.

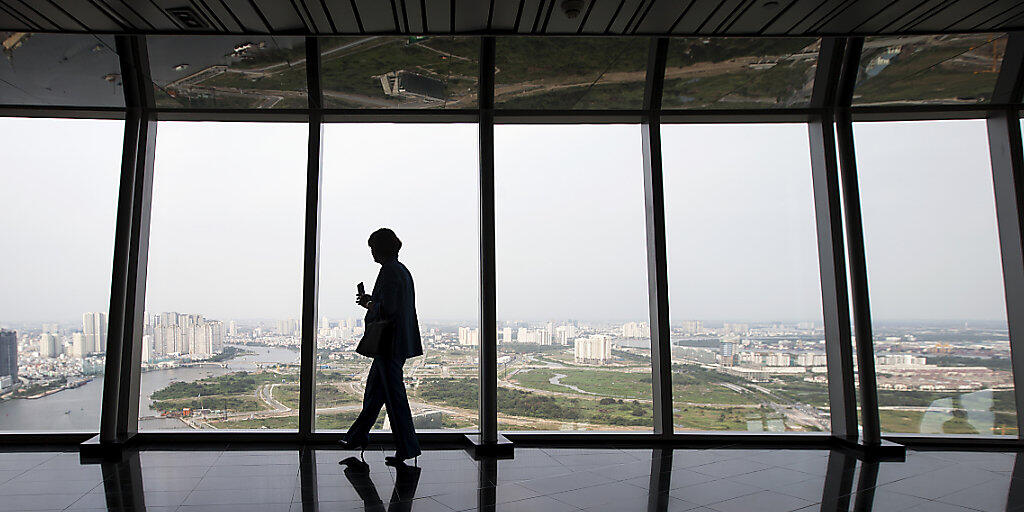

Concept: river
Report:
left=0, top=345, right=298, bottom=432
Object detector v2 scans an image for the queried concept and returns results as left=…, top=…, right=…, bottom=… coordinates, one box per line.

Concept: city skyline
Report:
left=1, top=118, right=1014, bottom=324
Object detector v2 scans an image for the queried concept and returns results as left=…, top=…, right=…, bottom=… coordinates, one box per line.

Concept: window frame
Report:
left=1, top=34, right=1023, bottom=453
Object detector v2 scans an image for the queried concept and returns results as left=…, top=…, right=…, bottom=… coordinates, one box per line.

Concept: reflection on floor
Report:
left=0, top=445, right=1020, bottom=511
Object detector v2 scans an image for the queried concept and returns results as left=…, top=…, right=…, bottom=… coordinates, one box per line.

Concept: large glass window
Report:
left=317, top=123, right=479, bottom=432
left=319, top=36, right=479, bottom=109
left=855, top=120, right=1016, bottom=436
left=140, top=122, right=307, bottom=431
left=661, top=38, right=819, bottom=109
left=0, top=33, right=123, bottom=106
left=663, top=124, right=827, bottom=432
left=495, top=125, right=652, bottom=431
left=0, top=117, right=122, bottom=431
left=494, top=38, right=649, bottom=109
left=147, top=36, right=307, bottom=109
left=854, top=34, right=1007, bottom=105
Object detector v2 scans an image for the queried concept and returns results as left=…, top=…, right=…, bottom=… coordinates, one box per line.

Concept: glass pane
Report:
left=0, top=117, right=122, bottom=431
left=854, top=34, right=1006, bottom=106
left=147, top=36, right=307, bottom=109
left=320, top=36, right=479, bottom=109
left=495, top=125, right=651, bottom=431
left=140, top=122, right=307, bottom=430
left=663, top=124, right=827, bottom=432
left=0, top=33, right=123, bottom=106
left=855, top=120, right=1016, bottom=436
left=316, top=123, right=479, bottom=431
left=661, top=38, right=819, bottom=109
left=494, top=38, right=648, bottom=109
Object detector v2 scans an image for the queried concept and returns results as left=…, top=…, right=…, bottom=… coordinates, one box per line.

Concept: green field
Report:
left=511, top=368, right=652, bottom=399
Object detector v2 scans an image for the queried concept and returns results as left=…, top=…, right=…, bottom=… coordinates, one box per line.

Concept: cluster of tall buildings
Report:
left=458, top=326, right=479, bottom=346
left=0, top=329, right=17, bottom=389
left=574, top=335, right=611, bottom=365
left=143, top=312, right=224, bottom=362
left=621, top=321, right=650, bottom=338
left=82, top=312, right=107, bottom=354
left=276, top=318, right=301, bottom=336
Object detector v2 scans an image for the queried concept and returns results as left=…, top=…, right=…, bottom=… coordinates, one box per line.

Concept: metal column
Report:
left=641, top=37, right=673, bottom=437
left=478, top=36, right=498, bottom=445
left=807, top=38, right=859, bottom=441
left=298, top=36, right=324, bottom=439
left=100, top=35, right=155, bottom=445
left=988, top=32, right=1024, bottom=438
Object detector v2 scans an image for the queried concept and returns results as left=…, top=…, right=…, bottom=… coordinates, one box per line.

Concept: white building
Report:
left=502, top=327, right=513, bottom=344
left=458, top=326, right=479, bottom=346
left=622, top=321, right=650, bottom=338
left=38, top=333, right=62, bottom=358
left=82, top=312, right=107, bottom=353
left=574, top=335, right=611, bottom=364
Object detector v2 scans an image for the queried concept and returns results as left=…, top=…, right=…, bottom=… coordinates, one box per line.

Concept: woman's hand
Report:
left=356, top=293, right=373, bottom=309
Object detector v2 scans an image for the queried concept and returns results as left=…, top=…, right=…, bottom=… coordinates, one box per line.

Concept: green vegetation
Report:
left=419, top=378, right=652, bottom=428
left=671, top=369, right=764, bottom=405
left=763, top=377, right=829, bottom=408
left=10, top=378, right=65, bottom=398
left=151, top=371, right=286, bottom=400
left=927, top=355, right=1011, bottom=371
left=856, top=36, right=1002, bottom=104
left=319, top=36, right=478, bottom=103
left=512, top=368, right=652, bottom=399
left=207, top=346, right=255, bottom=363
left=674, top=405, right=750, bottom=431
left=274, top=383, right=359, bottom=409
left=152, top=395, right=260, bottom=413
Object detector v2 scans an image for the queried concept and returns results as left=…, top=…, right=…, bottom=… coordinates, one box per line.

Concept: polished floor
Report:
left=0, top=445, right=1020, bottom=511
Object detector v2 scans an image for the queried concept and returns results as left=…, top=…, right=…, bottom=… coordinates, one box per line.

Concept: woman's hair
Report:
left=368, top=228, right=402, bottom=258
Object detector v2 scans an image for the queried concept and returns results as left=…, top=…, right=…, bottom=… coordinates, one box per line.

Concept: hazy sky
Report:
left=856, top=119, right=1007, bottom=323
left=0, top=117, right=1012, bottom=325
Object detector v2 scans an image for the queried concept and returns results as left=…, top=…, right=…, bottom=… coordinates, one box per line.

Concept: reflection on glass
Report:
left=0, top=32, right=123, bottom=106
left=147, top=36, right=307, bottom=109
left=663, top=124, right=827, bottom=432
left=854, top=34, right=1007, bottom=105
left=495, top=125, right=652, bottom=431
left=319, top=36, right=479, bottom=109
left=855, top=120, right=1016, bottom=435
left=0, top=117, right=122, bottom=431
left=317, top=124, right=479, bottom=431
left=494, top=37, right=648, bottom=109
left=140, top=122, right=307, bottom=430
left=661, top=38, right=819, bottom=109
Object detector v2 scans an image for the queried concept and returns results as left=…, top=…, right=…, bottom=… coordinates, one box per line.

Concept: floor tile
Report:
left=706, top=490, right=812, bottom=512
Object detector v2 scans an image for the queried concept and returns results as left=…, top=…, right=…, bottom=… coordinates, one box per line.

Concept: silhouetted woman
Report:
left=339, top=228, right=422, bottom=465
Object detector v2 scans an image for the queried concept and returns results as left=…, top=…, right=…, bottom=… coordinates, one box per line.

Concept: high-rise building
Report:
left=574, top=335, right=611, bottom=365
left=71, top=333, right=88, bottom=358
left=228, top=320, right=237, bottom=337
left=0, top=330, right=18, bottom=385
left=458, top=326, right=479, bottom=346
left=141, top=334, right=152, bottom=363
left=622, top=321, right=650, bottom=338
left=38, top=333, right=62, bottom=358
left=82, top=312, right=107, bottom=353
left=502, top=327, right=513, bottom=344
left=679, top=320, right=703, bottom=335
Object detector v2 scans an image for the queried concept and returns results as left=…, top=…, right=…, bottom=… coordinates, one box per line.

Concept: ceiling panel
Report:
left=0, top=0, right=1021, bottom=35
left=947, top=1, right=1024, bottom=32
left=453, top=0, right=489, bottom=32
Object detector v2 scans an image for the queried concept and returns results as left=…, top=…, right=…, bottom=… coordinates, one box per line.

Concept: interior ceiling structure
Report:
left=0, top=0, right=1022, bottom=36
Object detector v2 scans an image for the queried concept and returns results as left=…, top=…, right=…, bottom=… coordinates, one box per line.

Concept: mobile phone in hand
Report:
left=357, top=282, right=365, bottom=296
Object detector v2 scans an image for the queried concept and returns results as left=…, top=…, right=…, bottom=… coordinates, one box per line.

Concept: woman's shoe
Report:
left=384, top=454, right=418, bottom=467
left=338, top=436, right=368, bottom=457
